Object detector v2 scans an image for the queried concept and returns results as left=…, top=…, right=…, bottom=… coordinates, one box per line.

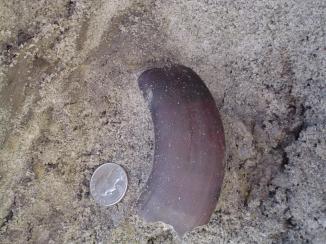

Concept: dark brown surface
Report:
left=137, top=65, right=225, bottom=236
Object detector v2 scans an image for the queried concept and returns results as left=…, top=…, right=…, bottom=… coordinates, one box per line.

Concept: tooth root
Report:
left=137, top=64, right=225, bottom=236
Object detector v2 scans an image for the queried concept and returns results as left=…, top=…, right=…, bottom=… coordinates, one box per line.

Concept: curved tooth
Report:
left=137, top=64, right=225, bottom=236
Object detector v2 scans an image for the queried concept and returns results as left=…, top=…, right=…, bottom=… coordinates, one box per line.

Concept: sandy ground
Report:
left=0, top=0, right=325, bottom=243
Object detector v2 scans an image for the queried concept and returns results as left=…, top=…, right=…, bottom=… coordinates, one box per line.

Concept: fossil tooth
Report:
left=137, top=64, right=225, bottom=236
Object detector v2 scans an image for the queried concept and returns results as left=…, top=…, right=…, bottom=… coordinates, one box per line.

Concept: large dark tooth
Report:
left=137, top=64, right=225, bottom=236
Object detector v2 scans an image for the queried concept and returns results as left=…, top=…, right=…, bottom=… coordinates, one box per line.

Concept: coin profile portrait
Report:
left=90, top=163, right=128, bottom=206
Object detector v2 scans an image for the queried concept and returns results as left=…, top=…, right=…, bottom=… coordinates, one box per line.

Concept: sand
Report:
left=0, top=0, right=325, bottom=243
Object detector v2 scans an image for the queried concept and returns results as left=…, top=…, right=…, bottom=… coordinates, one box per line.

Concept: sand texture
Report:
left=0, top=0, right=325, bottom=243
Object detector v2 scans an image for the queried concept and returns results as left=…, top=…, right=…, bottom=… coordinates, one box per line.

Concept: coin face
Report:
left=90, top=163, right=128, bottom=206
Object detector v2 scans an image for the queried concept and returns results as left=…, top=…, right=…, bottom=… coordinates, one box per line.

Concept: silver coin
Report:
left=90, top=163, right=128, bottom=206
